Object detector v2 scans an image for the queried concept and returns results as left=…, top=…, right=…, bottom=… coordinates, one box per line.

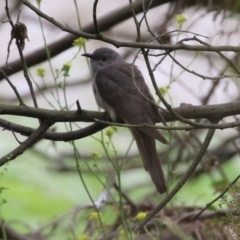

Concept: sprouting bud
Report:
left=37, top=68, right=45, bottom=77
left=62, top=62, right=71, bottom=77
left=135, top=212, right=147, bottom=221
left=73, top=37, right=86, bottom=47
left=176, top=14, right=187, bottom=28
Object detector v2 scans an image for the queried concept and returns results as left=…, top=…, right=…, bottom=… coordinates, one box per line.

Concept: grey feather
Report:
left=82, top=47, right=168, bottom=194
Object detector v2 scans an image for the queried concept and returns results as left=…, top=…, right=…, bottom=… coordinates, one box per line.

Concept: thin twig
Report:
left=94, top=118, right=240, bottom=131
left=93, top=0, right=100, bottom=35
left=191, top=173, right=240, bottom=220
left=10, top=124, right=22, bottom=144
left=142, top=50, right=224, bottom=130
left=129, top=0, right=141, bottom=42
left=167, top=51, right=232, bottom=80
left=76, top=100, right=82, bottom=113
left=113, top=183, right=138, bottom=213
left=5, top=0, right=39, bottom=111
left=139, top=0, right=153, bottom=25
left=0, top=70, right=24, bottom=105
left=161, top=29, right=208, bottom=39
left=193, top=35, right=240, bottom=76
left=5, top=0, right=15, bottom=67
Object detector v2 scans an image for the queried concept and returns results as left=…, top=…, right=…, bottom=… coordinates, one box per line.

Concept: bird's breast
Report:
left=92, top=77, right=118, bottom=121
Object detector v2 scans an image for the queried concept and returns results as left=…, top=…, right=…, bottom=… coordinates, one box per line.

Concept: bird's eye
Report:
left=101, top=56, right=107, bottom=61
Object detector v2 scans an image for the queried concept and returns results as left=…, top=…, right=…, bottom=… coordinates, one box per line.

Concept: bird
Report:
left=82, top=47, right=168, bottom=194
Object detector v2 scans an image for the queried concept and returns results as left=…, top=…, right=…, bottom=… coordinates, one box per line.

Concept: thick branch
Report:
left=0, top=101, right=239, bottom=141
left=0, top=101, right=240, bottom=122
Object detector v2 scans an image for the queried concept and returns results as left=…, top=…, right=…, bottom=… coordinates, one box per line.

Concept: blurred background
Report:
left=0, top=0, right=240, bottom=239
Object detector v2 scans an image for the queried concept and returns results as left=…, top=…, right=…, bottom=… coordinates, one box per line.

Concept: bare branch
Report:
left=21, top=1, right=240, bottom=53
left=192, top=174, right=240, bottom=220
left=4, top=1, right=39, bottom=111
left=0, top=101, right=240, bottom=124
left=0, top=118, right=106, bottom=142
left=93, top=0, right=100, bottom=35
left=0, top=121, right=52, bottom=166
left=135, top=119, right=218, bottom=232
left=0, top=70, right=24, bottom=105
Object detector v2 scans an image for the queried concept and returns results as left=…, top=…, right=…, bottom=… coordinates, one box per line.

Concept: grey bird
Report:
left=82, top=48, right=168, bottom=194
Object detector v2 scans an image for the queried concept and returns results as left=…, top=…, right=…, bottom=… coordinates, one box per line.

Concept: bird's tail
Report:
left=131, top=129, right=167, bottom=194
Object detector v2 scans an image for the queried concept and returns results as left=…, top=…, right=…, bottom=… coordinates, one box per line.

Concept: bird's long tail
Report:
left=131, top=129, right=167, bottom=194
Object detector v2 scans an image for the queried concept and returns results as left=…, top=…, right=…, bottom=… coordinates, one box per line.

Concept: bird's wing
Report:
left=96, top=63, right=154, bottom=123
left=119, top=63, right=166, bottom=124
left=95, top=63, right=168, bottom=144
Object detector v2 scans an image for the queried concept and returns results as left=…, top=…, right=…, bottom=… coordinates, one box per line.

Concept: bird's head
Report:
left=82, top=47, right=124, bottom=72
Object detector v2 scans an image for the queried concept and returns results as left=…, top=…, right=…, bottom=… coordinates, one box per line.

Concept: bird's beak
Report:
left=82, top=53, right=94, bottom=59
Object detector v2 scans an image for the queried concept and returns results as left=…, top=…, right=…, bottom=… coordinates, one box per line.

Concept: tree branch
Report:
left=0, top=101, right=240, bottom=141
left=0, top=0, right=166, bottom=80
left=135, top=119, right=218, bottom=232
left=0, top=121, right=52, bottom=166
left=0, top=101, right=239, bottom=123
left=20, top=1, right=240, bottom=54
left=0, top=118, right=106, bottom=141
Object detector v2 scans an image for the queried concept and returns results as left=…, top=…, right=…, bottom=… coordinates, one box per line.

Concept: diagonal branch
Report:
left=0, top=121, right=53, bottom=166
left=191, top=173, right=240, bottom=220
left=135, top=119, right=219, bottom=232
left=0, top=70, right=24, bottom=105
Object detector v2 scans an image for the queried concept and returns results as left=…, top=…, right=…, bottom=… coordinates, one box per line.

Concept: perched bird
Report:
left=82, top=48, right=168, bottom=194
